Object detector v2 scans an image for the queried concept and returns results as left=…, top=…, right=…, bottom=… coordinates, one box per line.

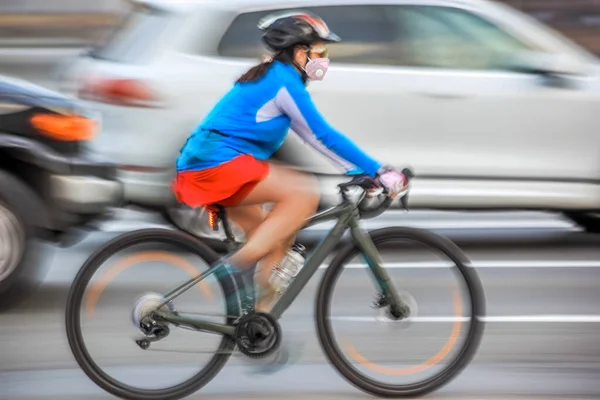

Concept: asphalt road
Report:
left=0, top=210, right=599, bottom=400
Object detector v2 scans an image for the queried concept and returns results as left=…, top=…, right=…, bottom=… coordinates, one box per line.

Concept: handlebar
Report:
left=337, top=167, right=415, bottom=220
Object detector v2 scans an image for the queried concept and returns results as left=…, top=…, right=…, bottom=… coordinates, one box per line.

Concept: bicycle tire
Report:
left=315, top=226, right=486, bottom=398
left=65, top=228, right=238, bottom=400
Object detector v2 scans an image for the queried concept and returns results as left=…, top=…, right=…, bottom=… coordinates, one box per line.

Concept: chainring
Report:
left=235, top=311, right=281, bottom=359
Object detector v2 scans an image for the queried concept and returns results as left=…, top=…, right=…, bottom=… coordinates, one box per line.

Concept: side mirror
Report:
left=500, top=50, right=589, bottom=88
left=504, top=50, right=586, bottom=77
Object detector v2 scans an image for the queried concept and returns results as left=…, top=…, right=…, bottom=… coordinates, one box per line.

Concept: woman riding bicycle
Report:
left=172, top=10, right=407, bottom=368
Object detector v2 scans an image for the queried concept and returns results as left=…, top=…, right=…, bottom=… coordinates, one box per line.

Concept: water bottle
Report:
left=269, top=244, right=306, bottom=295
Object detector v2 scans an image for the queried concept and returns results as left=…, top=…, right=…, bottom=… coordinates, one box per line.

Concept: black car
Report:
left=0, top=74, right=122, bottom=310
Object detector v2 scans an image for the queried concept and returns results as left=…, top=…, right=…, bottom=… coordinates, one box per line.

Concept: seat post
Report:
left=214, top=206, right=232, bottom=238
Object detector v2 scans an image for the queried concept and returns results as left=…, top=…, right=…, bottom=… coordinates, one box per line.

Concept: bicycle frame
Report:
left=155, top=192, right=407, bottom=338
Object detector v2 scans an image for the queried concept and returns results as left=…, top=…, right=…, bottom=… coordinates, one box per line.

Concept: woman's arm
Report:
left=274, top=80, right=382, bottom=177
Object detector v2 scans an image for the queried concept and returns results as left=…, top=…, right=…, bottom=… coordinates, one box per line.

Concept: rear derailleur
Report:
left=135, top=316, right=171, bottom=350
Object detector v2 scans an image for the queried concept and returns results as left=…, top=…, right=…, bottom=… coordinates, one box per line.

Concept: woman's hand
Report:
left=376, top=166, right=408, bottom=198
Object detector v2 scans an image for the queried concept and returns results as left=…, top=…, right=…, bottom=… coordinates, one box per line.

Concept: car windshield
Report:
left=89, top=3, right=174, bottom=63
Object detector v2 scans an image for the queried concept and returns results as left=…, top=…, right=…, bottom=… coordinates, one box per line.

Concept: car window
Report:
left=218, top=5, right=399, bottom=66
left=89, top=3, right=175, bottom=63
left=393, top=5, right=537, bottom=70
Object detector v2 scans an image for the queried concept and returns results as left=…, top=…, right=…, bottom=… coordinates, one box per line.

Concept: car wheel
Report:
left=0, top=199, right=46, bottom=312
left=162, top=203, right=246, bottom=242
left=564, top=212, right=600, bottom=233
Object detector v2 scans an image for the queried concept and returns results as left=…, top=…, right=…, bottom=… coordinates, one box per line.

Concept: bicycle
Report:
left=65, top=168, right=486, bottom=400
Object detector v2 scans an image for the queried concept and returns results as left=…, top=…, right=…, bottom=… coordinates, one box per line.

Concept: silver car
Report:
left=60, top=0, right=600, bottom=235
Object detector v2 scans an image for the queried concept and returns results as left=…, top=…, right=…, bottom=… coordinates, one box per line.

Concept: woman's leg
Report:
left=220, top=164, right=317, bottom=371
left=226, top=163, right=320, bottom=270
left=226, top=204, right=295, bottom=312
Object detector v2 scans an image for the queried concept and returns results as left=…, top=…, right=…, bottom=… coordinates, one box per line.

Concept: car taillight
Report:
left=78, top=77, right=162, bottom=108
left=30, top=113, right=96, bottom=142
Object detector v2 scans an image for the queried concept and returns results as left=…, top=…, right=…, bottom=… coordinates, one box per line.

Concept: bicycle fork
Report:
left=349, top=219, right=410, bottom=319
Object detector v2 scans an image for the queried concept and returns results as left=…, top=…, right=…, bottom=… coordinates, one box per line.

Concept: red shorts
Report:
left=172, top=154, right=269, bottom=210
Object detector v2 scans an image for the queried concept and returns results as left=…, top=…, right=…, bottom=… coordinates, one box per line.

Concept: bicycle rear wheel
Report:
left=316, top=226, right=485, bottom=398
left=65, top=228, right=238, bottom=400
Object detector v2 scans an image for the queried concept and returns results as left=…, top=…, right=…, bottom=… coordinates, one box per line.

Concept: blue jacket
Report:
left=176, top=60, right=381, bottom=177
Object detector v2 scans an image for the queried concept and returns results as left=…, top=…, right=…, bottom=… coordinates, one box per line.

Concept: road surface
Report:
left=0, top=210, right=599, bottom=399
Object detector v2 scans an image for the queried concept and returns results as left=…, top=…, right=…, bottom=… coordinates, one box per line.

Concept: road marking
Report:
left=44, top=260, right=600, bottom=285
left=331, top=315, right=600, bottom=323
left=98, top=222, right=174, bottom=232
left=98, top=218, right=577, bottom=233
left=335, top=260, right=600, bottom=269
left=306, top=219, right=576, bottom=231
left=43, top=259, right=600, bottom=285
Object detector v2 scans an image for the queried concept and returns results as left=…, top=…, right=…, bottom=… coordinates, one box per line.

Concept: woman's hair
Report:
left=236, top=47, right=298, bottom=84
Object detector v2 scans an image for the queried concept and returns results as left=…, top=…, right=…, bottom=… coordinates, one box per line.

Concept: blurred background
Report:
left=1, top=0, right=600, bottom=399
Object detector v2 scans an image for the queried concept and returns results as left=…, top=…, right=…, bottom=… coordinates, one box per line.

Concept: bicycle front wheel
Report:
left=316, top=226, right=485, bottom=398
left=65, top=228, right=238, bottom=400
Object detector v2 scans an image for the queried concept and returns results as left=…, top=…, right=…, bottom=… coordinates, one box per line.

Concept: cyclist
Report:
left=172, top=11, right=407, bottom=371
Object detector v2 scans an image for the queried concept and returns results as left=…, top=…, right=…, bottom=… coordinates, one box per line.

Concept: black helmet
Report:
left=258, top=11, right=341, bottom=51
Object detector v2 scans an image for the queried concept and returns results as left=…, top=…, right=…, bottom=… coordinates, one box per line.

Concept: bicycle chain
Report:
left=143, top=347, right=238, bottom=355
left=137, top=309, right=241, bottom=355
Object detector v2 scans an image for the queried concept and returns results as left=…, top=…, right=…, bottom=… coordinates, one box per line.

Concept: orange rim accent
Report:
left=344, top=289, right=463, bottom=376
left=83, top=251, right=213, bottom=318
left=30, top=114, right=95, bottom=141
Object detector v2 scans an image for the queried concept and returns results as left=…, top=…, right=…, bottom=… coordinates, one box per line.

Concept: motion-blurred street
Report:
left=2, top=10, right=600, bottom=398
left=1, top=210, right=599, bottom=399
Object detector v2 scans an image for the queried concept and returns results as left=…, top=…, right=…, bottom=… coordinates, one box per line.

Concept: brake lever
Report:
left=400, top=190, right=410, bottom=211
left=399, top=167, right=415, bottom=211
left=402, top=167, right=415, bottom=181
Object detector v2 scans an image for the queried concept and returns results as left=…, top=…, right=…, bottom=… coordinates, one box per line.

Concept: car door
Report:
left=388, top=3, right=600, bottom=182
left=305, top=1, right=600, bottom=183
